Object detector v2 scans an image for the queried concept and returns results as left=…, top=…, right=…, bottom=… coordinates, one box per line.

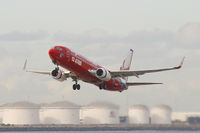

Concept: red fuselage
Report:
left=48, top=46, right=127, bottom=92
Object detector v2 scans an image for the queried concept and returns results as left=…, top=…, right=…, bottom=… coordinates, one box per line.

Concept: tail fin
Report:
left=120, top=49, right=133, bottom=81
left=120, top=49, right=133, bottom=70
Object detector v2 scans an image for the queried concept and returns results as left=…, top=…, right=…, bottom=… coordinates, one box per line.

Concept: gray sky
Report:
left=0, top=0, right=200, bottom=115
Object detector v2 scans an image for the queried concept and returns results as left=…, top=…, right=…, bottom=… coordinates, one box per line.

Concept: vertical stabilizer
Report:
left=120, top=49, right=133, bottom=70
left=120, top=49, right=133, bottom=81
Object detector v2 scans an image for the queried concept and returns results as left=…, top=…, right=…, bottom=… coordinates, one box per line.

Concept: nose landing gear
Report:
left=73, top=84, right=80, bottom=90
left=51, top=61, right=81, bottom=91
left=72, top=79, right=80, bottom=90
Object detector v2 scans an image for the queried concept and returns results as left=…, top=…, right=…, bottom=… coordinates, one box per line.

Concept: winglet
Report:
left=174, top=57, right=185, bottom=69
left=130, top=49, right=134, bottom=52
left=23, top=59, right=27, bottom=71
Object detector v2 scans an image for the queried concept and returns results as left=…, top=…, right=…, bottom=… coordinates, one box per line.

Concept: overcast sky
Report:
left=0, top=0, right=200, bottom=115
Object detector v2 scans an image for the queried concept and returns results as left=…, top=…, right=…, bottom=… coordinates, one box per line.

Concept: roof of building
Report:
left=129, top=104, right=149, bottom=110
left=151, top=104, right=172, bottom=111
left=84, top=101, right=119, bottom=109
left=41, top=101, right=80, bottom=108
left=2, top=101, right=39, bottom=108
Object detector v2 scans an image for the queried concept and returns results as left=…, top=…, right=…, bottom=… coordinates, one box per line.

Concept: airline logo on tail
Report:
left=120, top=49, right=134, bottom=81
left=120, top=49, right=133, bottom=71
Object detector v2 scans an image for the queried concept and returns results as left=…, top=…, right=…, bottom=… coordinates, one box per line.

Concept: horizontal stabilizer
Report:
left=126, top=82, right=162, bottom=86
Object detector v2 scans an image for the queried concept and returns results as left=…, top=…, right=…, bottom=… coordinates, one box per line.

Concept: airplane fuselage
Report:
left=49, top=46, right=127, bottom=92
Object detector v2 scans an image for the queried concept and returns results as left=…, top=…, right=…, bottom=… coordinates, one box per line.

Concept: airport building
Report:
left=150, top=105, right=172, bottom=124
left=80, top=101, right=119, bottom=124
left=2, top=101, right=40, bottom=125
left=128, top=105, right=150, bottom=124
left=40, top=101, right=80, bottom=124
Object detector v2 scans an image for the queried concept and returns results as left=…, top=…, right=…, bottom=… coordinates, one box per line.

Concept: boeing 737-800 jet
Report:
left=24, top=46, right=184, bottom=92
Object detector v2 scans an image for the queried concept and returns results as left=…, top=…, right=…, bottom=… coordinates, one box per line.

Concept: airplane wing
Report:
left=25, top=69, right=72, bottom=78
left=126, top=82, right=162, bottom=86
left=23, top=59, right=74, bottom=80
left=110, top=57, right=185, bottom=78
left=25, top=70, right=51, bottom=75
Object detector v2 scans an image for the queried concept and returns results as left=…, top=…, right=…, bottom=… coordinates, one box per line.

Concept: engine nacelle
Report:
left=96, top=68, right=111, bottom=81
left=51, top=68, right=66, bottom=82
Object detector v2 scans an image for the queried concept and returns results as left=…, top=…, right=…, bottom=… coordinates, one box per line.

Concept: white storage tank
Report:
left=172, top=112, right=200, bottom=122
left=0, top=105, right=3, bottom=123
left=150, top=105, right=172, bottom=124
left=40, top=101, right=80, bottom=124
left=128, top=105, right=150, bottom=124
left=2, top=101, right=40, bottom=125
left=80, top=101, right=119, bottom=124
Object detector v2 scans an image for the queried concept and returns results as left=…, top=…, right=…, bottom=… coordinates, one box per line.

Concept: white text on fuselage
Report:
left=72, top=57, right=82, bottom=66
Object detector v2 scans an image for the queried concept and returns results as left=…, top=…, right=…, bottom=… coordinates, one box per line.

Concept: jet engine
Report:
left=51, top=68, right=66, bottom=81
left=96, top=68, right=111, bottom=81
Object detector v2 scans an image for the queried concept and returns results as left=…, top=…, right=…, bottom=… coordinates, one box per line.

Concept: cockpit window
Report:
left=60, top=53, right=66, bottom=58
left=54, top=47, right=63, bottom=51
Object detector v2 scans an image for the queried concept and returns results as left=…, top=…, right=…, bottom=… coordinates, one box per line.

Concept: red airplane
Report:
left=24, top=46, right=184, bottom=92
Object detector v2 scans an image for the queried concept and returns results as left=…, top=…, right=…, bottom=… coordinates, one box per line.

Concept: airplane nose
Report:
left=48, top=48, right=54, bottom=56
left=48, top=48, right=56, bottom=60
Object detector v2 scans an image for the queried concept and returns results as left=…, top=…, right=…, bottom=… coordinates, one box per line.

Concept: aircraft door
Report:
left=66, top=50, right=70, bottom=62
